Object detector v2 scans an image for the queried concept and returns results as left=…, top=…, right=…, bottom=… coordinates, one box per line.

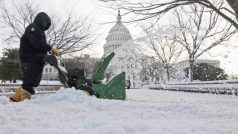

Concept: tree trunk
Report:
left=189, top=57, right=195, bottom=82
left=165, top=66, right=170, bottom=82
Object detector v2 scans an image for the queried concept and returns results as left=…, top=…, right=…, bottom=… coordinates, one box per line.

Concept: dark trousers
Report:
left=21, top=62, right=44, bottom=95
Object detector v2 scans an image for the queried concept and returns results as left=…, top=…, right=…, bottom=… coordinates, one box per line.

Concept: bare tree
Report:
left=0, top=1, right=37, bottom=42
left=101, top=0, right=238, bottom=81
left=99, top=0, right=238, bottom=29
left=173, top=4, right=237, bottom=81
left=140, top=58, right=164, bottom=84
left=0, top=0, right=95, bottom=55
left=144, top=28, right=183, bottom=82
left=46, top=14, right=95, bottom=54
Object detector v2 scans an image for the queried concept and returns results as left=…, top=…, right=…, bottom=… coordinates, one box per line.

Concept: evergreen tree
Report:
left=185, top=63, right=228, bottom=81
left=0, top=49, right=21, bottom=83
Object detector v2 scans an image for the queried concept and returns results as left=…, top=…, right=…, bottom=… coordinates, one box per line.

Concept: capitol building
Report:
left=103, top=10, right=152, bottom=88
left=103, top=10, right=132, bottom=56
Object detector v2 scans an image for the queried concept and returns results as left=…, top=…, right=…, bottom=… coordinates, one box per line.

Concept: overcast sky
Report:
left=1, top=0, right=238, bottom=75
left=0, top=0, right=141, bottom=57
left=37, top=0, right=143, bottom=57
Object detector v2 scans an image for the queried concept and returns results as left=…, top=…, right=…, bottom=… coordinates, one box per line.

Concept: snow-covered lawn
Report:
left=0, top=88, right=237, bottom=134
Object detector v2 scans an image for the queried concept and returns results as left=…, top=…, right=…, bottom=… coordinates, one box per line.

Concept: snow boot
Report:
left=9, top=87, right=22, bottom=102
left=9, top=87, right=31, bottom=102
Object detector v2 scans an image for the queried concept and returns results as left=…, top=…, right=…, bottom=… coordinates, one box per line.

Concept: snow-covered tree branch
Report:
left=173, top=4, right=237, bottom=81
left=99, top=0, right=238, bottom=29
left=144, top=28, right=184, bottom=82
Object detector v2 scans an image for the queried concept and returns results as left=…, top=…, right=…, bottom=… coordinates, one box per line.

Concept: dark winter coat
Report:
left=19, top=12, right=52, bottom=64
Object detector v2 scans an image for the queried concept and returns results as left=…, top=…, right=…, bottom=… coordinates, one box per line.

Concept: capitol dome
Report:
left=104, top=10, right=133, bottom=56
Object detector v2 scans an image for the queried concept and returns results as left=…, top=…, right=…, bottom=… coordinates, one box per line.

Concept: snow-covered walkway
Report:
left=0, top=88, right=237, bottom=134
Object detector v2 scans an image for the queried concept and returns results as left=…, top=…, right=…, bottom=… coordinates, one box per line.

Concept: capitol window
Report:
left=45, top=68, right=48, bottom=73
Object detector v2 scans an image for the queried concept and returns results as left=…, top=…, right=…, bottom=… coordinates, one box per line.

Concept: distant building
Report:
left=172, top=59, right=221, bottom=81
left=42, top=64, right=58, bottom=80
left=103, top=10, right=156, bottom=87
left=103, top=10, right=132, bottom=56
left=175, top=59, right=220, bottom=69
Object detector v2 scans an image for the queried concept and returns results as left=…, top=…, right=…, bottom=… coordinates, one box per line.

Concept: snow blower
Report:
left=45, top=52, right=126, bottom=100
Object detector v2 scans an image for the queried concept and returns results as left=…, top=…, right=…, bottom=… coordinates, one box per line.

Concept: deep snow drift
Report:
left=0, top=88, right=238, bottom=134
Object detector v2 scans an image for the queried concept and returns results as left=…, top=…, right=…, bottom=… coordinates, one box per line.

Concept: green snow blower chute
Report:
left=45, top=52, right=126, bottom=100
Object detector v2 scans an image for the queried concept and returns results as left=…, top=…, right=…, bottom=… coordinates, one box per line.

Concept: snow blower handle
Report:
left=45, top=52, right=69, bottom=86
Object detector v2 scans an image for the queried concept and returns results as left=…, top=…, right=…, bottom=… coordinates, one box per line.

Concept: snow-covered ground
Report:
left=0, top=88, right=238, bottom=134
left=0, top=80, right=62, bottom=85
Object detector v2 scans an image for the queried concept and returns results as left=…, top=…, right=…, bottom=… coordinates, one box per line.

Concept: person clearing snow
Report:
left=9, top=12, right=59, bottom=102
left=9, top=12, right=126, bottom=102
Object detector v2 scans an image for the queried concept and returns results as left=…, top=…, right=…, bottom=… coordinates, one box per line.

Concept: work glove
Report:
left=51, top=48, right=60, bottom=56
